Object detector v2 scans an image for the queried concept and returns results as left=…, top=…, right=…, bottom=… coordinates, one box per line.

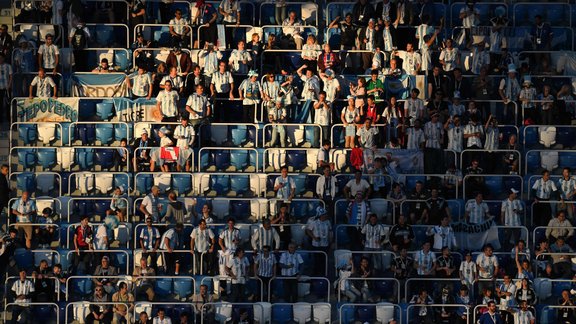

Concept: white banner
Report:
left=452, top=218, right=501, bottom=251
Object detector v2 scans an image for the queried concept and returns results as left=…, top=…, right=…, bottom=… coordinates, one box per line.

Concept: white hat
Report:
left=325, top=69, right=335, bottom=77
left=247, top=70, right=258, bottom=77
left=510, top=188, right=519, bottom=194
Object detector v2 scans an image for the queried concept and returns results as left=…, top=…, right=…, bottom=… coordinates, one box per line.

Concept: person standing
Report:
left=307, top=208, right=332, bottom=276
left=68, top=22, right=90, bottom=72
left=160, top=223, right=184, bottom=275
left=532, top=169, right=558, bottom=227
left=37, top=33, right=59, bottom=74
left=0, top=54, right=12, bottom=124
left=156, top=80, right=180, bottom=122
left=0, top=165, right=10, bottom=217
left=190, top=219, right=215, bottom=275
left=226, top=248, right=249, bottom=302
left=253, top=245, right=276, bottom=301
left=28, top=68, right=57, bottom=98
left=279, top=243, right=303, bottom=302
left=478, top=301, right=504, bottom=324
left=210, top=61, right=235, bottom=122
left=10, top=269, right=34, bottom=324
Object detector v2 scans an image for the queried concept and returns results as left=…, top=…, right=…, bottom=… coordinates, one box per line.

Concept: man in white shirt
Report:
left=444, top=115, right=464, bottom=153
left=37, top=33, right=59, bottom=73
left=532, top=169, right=558, bottom=227
left=362, top=213, right=388, bottom=271
left=228, top=40, right=252, bottom=74
left=344, top=170, right=371, bottom=200
left=279, top=242, right=304, bottom=302
left=307, top=209, right=332, bottom=275
left=463, top=116, right=484, bottom=149
left=210, top=61, right=235, bottom=122
left=501, top=188, right=524, bottom=248
left=156, top=80, right=180, bottom=122
left=218, top=0, right=241, bottom=49
left=558, top=167, right=576, bottom=220
left=153, top=308, right=172, bottom=324
left=476, top=244, right=499, bottom=294
left=11, top=269, right=34, bottom=323
left=169, top=9, right=190, bottom=48
left=12, top=191, right=36, bottom=249
left=439, top=39, right=460, bottom=73
left=274, top=166, right=296, bottom=201
left=465, top=192, right=490, bottom=224
left=185, top=84, right=211, bottom=126
left=395, top=43, right=421, bottom=75
left=160, top=223, right=184, bottom=275
left=282, top=10, right=304, bottom=49
left=313, top=91, right=332, bottom=144
left=140, top=186, right=161, bottom=222
left=29, top=68, right=57, bottom=99
left=415, top=241, right=436, bottom=277
left=126, top=66, right=152, bottom=99
left=426, top=215, right=457, bottom=251
left=190, top=219, right=215, bottom=275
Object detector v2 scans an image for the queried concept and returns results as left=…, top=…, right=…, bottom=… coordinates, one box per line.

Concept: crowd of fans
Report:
left=2, top=0, right=576, bottom=323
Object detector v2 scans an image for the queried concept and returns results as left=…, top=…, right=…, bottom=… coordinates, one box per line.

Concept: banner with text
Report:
left=71, top=73, right=129, bottom=97
left=14, top=97, right=79, bottom=122
left=452, top=218, right=501, bottom=251
left=373, top=149, right=424, bottom=176
left=111, top=98, right=162, bottom=122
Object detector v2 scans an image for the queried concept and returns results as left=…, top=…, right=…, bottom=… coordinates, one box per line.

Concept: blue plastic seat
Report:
left=210, top=175, right=230, bottom=195
left=36, top=149, right=57, bottom=170
left=484, top=176, right=503, bottom=199
left=173, top=277, right=194, bottom=299
left=75, top=148, right=95, bottom=170
left=272, top=304, right=293, bottom=324
left=230, top=175, right=250, bottom=196
left=110, top=251, right=128, bottom=274
left=230, top=200, right=250, bottom=219
left=559, top=153, right=576, bottom=169
left=59, top=122, right=72, bottom=145
left=94, top=149, right=115, bottom=170
left=32, top=305, right=55, bottom=320
left=73, top=200, right=94, bottom=219
left=231, top=126, right=247, bottom=146
left=96, top=25, right=114, bottom=46
left=292, top=175, right=307, bottom=196
left=114, top=123, right=128, bottom=141
left=113, top=174, right=129, bottom=191
left=114, top=50, right=129, bottom=71
left=356, top=306, right=376, bottom=323
left=172, top=173, right=192, bottom=196
left=93, top=200, right=110, bottom=217
left=18, top=148, right=37, bottom=170
left=96, top=103, right=114, bottom=121
left=556, top=127, right=576, bottom=148
left=305, top=127, right=317, bottom=146
left=526, top=152, right=540, bottom=174
left=70, top=277, right=93, bottom=299
left=524, top=127, right=538, bottom=148
left=154, top=277, right=173, bottom=298
left=96, top=124, right=114, bottom=144
left=13, top=248, right=34, bottom=270
left=230, top=151, right=249, bottom=171
left=136, top=174, right=154, bottom=195
left=36, top=173, right=57, bottom=195
left=286, top=150, right=307, bottom=172
left=76, top=124, right=96, bottom=145
left=18, top=124, right=38, bottom=145
left=16, top=172, right=36, bottom=193
left=213, top=151, right=231, bottom=171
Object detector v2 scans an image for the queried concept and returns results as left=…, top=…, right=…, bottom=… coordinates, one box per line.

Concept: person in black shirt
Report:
left=422, top=189, right=450, bottom=225
left=408, top=181, right=429, bottom=224
left=435, top=247, right=456, bottom=279
left=389, top=214, right=415, bottom=251
left=558, top=289, right=576, bottom=324
left=352, top=0, right=376, bottom=27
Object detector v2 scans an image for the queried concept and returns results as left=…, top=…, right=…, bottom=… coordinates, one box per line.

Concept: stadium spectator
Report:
left=362, top=213, right=388, bottom=272
left=313, top=91, right=332, bottom=143
left=270, top=202, right=293, bottom=249
left=156, top=80, right=180, bottom=122
left=279, top=242, right=303, bottom=302
left=495, top=273, right=516, bottom=323
left=273, top=166, right=295, bottom=201
left=550, top=236, right=574, bottom=278
left=558, top=289, right=576, bottom=323
left=514, top=244, right=534, bottom=281
left=31, top=259, right=52, bottom=301
left=192, top=0, right=218, bottom=48
left=476, top=244, right=499, bottom=295
left=133, top=257, right=156, bottom=301
left=132, top=33, right=154, bottom=72
left=387, top=183, right=406, bottom=218
left=0, top=24, right=12, bottom=60
left=0, top=53, right=12, bottom=123
left=557, top=167, right=576, bottom=220
left=501, top=188, right=523, bottom=248
left=11, top=191, right=36, bottom=249
left=427, top=215, right=456, bottom=251
left=49, top=263, right=67, bottom=301
left=307, top=207, right=332, bottom=275
left=389, top=214, right=414, bottom=251
left=406, top=180, right=428, bottom=223
left=515, top=278, right=537, bottom=306
left=546, top=210, right=574, bottom=243
left=434, top=285, right=455, bottom=323
left=192, top=203, right=214, bottom=225
left=169, top=9, right=190, bottom=48
left=218, top=0, right=241, bottom=49
left=69, top=21, right=90, bottom=72
left=210, top=60, right=235, bottom=121
left=12, top=39, right=34, bottom=75
left=160, top=222, right=184, bottom=275
left=167, top=47, right=193, bottom=77
left=301, top=35, right=321, bottom=72
left=153, top=308, right=172, bottom=324
left=317, top=44, right=340, bottom=73
left=455, top=285, right=472, bottom=324
left=185, top=83, right=211, bottom=127
left=140, top=186, right=162, bottom=223
left=415, top=241, right=436, bottom=278
left=192, top=284, right=216, bottom=324
left=28, top=68, right=57, bottom=99
left=85, top=284, right=113, bottom=324
left=226, top=247, right=250, bottom=302
left=10, top=269, right=33, bottom=324
left=468, top=39, right=490, bottom=76
left=391, top=247, right=413, bottom=299
left=161, top=66, right=184, bottom=95
left=498, top=64, right=521, bottom=124
left=238, top=70, right=260, bottom=123
left=409, top=288, right=434, bottom=324
left=459, top=250, right=478, bottom=298
left=91, top=58, right=114, bottom=73
left=128, top=0, right=146, bottom=31
left=163, top=191, right=186, bottom=224
left=251, top=218, right=280, bottom=253
left=173, top=118, right=195, bottom=162
left=281, top=10, right=304, bottom=50
left=37, top=33, right=58, bottom=74
left=253, top=244, right=276, bottom=300
left=352, top=0, right=375, bottom=27
left=477, top=301, right=503, bottom=324
left=112, top=281, right=134, bottom=323
left=532, top=169, right=558, bottom=227
left=352, top=256, right=374, bottom=302
left=93, top=255, right=119, bottom=294
left=126, top=66, right=153, bottom=100
left=465, top=192, right=490, bottom=224
left=190, top=218, right=215, bottom=275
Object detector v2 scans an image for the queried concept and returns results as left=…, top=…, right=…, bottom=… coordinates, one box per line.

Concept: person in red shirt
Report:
left=73, top=215, right=93, bottom=274
left=364, top=95, right=381, bottom=125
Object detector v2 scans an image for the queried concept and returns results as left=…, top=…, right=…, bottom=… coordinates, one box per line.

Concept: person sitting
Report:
left=92, top=58, right=114, bottom=73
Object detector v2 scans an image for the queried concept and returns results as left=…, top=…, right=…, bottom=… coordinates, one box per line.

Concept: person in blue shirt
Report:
left=478, top=301, right=504, bottom=324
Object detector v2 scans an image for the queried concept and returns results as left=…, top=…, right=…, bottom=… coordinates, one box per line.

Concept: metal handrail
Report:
left=407, top=303, right=471, bottom=324
left=197, top=122, right=259, bottom=150
left=260, top=2, right=319, bottom=26
left=524, top=149, right=576, bottom=177
left=4, top=302, right=59, bottom=323
left=199, top=276, right=264, bottom=302
left=66, top=196, right=130, bottom=222
left=337, top=277, right=401, bottom=303
left=10, top=121, right=63, bottom=147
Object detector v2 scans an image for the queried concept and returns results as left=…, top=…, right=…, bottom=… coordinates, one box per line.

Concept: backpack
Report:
left=72, top=27, right=86, bottom=49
